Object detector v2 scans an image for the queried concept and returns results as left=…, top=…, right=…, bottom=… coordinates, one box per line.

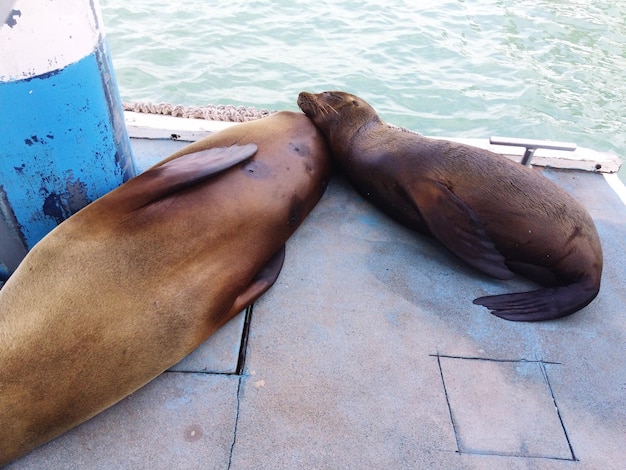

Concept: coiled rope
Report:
left=123, top=102, right=276, bottom=122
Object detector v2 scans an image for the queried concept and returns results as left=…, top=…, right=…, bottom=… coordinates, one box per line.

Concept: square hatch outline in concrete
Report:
left=432, top=353, right=577, bottom=462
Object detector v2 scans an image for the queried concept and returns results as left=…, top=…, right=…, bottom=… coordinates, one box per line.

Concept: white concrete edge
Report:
left=124, top=111, right=623, bottom=174
left=124, top=111, right=234, bottom=141
left=604, top=173, right=626, bottom=206
left=434, top=137, right=621, bottom=173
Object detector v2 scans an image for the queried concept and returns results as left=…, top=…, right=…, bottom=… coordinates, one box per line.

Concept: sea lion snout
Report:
left=297, top=92, right=318, bottom=118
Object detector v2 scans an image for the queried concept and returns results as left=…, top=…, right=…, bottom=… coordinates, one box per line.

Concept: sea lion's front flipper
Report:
left=411, top=181, right=514, bottom=280
left=222, top=246, right=286, bottom=323
left=110, top=144, right=258, bottom=210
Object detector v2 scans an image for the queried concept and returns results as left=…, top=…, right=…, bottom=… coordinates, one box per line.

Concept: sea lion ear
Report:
left=352, top=100, right=360, bottom=107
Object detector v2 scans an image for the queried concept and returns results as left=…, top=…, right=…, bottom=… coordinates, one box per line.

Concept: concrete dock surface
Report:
left=7, top=138, right=626, bottom=469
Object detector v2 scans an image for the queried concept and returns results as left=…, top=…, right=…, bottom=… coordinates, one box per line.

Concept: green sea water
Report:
left=101, top=0, right=625, bottom=178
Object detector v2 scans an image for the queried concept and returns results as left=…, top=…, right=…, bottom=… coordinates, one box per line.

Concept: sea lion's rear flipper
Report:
left=410, top=181, right=514, bottom=280
left=111, top=144, right=258, bottom=210
left=473, top=282, right=599, bottom=321
left=224, top=246, right=286, bottom=321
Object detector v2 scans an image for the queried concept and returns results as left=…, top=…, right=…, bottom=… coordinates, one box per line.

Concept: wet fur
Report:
left=298, top=91, right=602, bottom=322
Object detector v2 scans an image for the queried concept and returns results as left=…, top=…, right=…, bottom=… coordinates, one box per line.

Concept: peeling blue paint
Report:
left=0, top=5, right=136, bottom=276
left=0, top=42, right=136, bottom=248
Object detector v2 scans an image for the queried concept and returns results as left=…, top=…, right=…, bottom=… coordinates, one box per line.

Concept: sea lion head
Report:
left=298, top=91, right=382, bottom=146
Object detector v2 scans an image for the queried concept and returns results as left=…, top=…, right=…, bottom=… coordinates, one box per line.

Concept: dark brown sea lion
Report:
left=0, top=111, right=331, bottom=465
left=298, top=90, right=602, bottom=322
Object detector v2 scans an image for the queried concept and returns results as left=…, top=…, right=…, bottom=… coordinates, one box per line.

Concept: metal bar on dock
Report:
left=489, top=137, right=577, bottom=166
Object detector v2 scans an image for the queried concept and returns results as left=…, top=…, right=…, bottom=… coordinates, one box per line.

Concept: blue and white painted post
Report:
left=0, top=0, right=135, bottom=281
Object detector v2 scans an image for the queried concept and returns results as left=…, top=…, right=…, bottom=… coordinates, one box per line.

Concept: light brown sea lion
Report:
left=0, top=111, right=331, bottom=465
left=298, top=90, right=602, bottom=322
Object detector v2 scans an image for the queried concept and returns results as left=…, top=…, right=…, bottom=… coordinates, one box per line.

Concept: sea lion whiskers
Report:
left=314, top=100, right=337, bottom=117
left=322, top=102, right=340, bottom=116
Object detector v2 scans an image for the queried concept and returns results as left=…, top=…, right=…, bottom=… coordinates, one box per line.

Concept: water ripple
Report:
left=101, top=0, right=626, bottom=166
